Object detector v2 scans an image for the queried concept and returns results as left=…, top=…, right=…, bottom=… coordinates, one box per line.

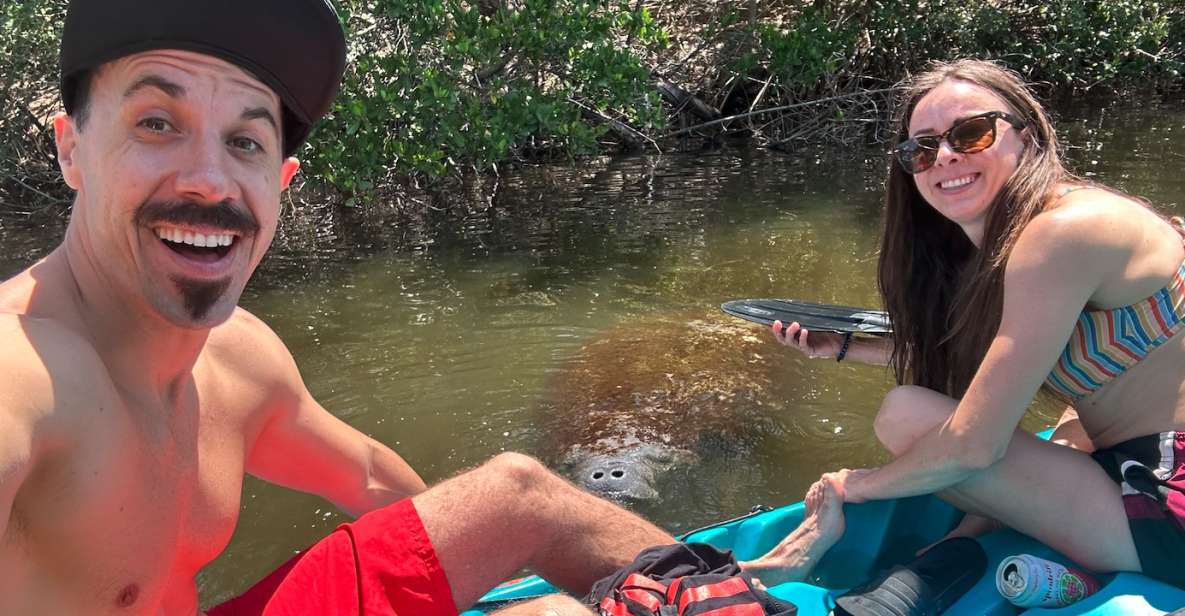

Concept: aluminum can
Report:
left=995, top=554, right=1100, bottom=608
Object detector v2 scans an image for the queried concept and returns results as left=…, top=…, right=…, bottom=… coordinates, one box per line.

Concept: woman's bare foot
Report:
left=739, top=477, right=846, bottom=587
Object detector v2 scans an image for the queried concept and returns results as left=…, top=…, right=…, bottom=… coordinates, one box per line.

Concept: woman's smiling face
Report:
left=908, top=79, right=1027, bottom=245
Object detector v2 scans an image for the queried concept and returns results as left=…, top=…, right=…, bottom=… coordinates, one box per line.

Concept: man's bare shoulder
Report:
left=0, top=314, right=107, bottom=443
left=206, top=307, right=302, bottom=387
left=201, top=308, right=311, bottom=442
left=0, top=261, right=44, bottom=317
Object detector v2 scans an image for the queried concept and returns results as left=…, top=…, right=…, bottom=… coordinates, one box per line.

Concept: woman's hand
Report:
left=822, top=468, right=874, bottom=504
left=771, top=320, right=847, bottom=359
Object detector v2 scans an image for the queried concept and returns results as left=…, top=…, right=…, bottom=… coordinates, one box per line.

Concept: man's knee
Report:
left=483, top=452, right=559, bottom=494
left=535, top=594, right=592, bottom=615
left=493, top=594, right=592, bottom=615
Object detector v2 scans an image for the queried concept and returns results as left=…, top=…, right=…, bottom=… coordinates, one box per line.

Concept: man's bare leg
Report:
left=490, top=594, right=594, bottom=615
left=739, top=477, right=845, bottom=587
left=413, top=452, right=674, bottom=611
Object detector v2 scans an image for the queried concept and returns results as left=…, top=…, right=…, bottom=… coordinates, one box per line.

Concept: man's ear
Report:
left=53, top=113, right=83, bottom=190
left=280, top=157, right=300, bottom=190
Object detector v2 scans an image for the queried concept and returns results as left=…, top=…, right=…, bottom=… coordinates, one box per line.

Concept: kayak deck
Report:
left=467, top=494, right=1185, bottom=614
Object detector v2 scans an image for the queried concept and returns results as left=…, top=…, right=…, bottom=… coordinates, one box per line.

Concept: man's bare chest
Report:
left=4, top=390, right=250, bottom=613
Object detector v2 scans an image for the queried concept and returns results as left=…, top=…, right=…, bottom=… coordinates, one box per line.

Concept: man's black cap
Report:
left=60, top=0, right=347, bottom=158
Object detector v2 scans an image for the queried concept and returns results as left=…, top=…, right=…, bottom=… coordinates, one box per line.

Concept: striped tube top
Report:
left=1045, top=258, right=1185, bottom=402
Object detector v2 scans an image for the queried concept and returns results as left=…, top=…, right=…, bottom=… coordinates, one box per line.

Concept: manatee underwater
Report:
left=533, top=310, right=804, bottom=501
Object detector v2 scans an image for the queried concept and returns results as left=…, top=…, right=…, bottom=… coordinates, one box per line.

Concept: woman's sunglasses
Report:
left=893, top=111, right=1026, bottom=174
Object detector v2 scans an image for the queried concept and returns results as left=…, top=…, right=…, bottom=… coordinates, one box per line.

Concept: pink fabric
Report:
left=1169, top=433, right=1185, bottom=522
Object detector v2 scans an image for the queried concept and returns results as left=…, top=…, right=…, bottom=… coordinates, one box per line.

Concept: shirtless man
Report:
left=0, top=1, right=679, bottom=614
left=0, top=1, right=854, bottom=613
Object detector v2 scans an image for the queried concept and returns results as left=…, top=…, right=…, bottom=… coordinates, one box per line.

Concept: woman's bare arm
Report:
left=847, top=335, right=893, bottom=365
left=839, top=206, right=1122, bottom=502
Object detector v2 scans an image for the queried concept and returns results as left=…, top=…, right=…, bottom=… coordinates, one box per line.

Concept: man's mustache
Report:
left=134, top=200, right=260, bottom=236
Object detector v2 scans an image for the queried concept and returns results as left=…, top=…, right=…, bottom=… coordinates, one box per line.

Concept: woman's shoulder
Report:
left=1008, top=185, right=1163, bottom=285
left=1024, top=184, right=1160, bottom=250
left=1013, top=185, right=1182, bottom=304
left=1045, top=182, right=1145, bottom=216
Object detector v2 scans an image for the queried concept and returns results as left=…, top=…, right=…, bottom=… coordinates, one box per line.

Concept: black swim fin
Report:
left=720, top=299, right=892, bottom=335
left=832, top=537, right=987, bottom=616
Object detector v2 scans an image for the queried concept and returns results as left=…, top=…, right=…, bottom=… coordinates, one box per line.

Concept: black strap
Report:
left=836, top=333, right=853, bottom=362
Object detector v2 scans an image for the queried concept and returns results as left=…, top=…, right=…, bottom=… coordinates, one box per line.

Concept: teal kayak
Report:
left=467, top=494, right=1185, bottom=614
left=466, top=441, right=1185, bottom=614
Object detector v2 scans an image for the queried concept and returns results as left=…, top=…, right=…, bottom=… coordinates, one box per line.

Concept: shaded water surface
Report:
left=1, top=100, right=1183, bottom=606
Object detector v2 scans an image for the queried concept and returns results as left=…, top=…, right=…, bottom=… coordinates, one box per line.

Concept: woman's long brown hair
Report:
left=878, top=60, right=1075, bottom=397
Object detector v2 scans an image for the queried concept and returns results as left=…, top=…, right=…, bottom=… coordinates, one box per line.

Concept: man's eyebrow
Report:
left=242, top=107, right=279, bottom=133
left=123, top=75, right=186, bottom=100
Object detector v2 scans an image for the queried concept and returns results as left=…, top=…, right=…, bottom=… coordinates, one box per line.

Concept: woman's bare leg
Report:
left=874, top=389, right=1002, bottom=552
left=873, top=386, right=1141, bottom=573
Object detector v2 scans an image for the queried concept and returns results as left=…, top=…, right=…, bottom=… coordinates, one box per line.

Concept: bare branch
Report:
left=567, top=97, right=660, bottom=153
left=662, top=86, right=901, bottom=138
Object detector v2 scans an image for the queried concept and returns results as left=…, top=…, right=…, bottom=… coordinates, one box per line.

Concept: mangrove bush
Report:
left=313, top=0, right=668, bottom=200
left=1, top=0, right=1182, bottom=210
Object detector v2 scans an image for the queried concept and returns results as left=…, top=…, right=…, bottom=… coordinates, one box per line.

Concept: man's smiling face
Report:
left=57, top=49, right=300, bottom=328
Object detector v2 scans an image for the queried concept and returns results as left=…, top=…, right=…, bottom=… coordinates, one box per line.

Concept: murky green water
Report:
left=2, top=99, right=1183, bottom=606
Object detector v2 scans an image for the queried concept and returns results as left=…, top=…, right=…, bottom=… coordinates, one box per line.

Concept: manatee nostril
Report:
left=611, top=469, right=625, bottom=479
left=591, top=471, right=605, bottom=480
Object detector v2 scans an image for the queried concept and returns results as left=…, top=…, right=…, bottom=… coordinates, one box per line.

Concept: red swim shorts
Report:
left=207, top=498, right=458, bottom=616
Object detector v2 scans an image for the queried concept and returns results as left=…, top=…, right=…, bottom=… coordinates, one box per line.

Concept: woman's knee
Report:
left=873, top=385, right=953, bottom=456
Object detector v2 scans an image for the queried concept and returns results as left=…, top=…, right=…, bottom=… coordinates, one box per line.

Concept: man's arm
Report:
left=230, top=313, right=426, bottom=518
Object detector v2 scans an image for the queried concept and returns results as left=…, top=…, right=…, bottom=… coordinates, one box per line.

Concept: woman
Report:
left=771, top=59, right=1185, bottom=586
